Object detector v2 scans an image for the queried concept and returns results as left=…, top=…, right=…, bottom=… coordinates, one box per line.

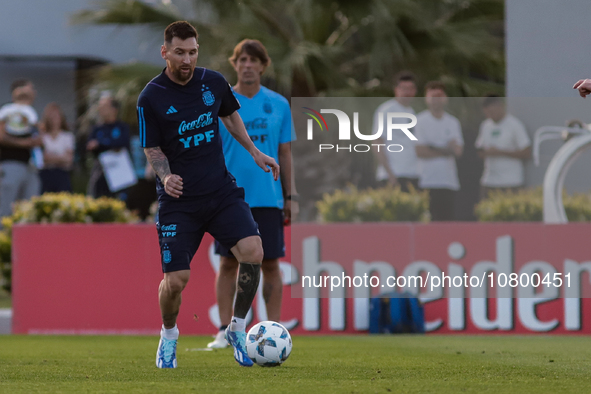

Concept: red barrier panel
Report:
left=12, top=223, right=591, bottom=335
left=291, top=223, right=591, bottom=334
left=12, top=224, right=297, bottom=335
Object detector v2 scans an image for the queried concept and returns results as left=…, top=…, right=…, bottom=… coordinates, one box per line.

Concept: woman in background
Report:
left=39, top=103, right=75, bottom=193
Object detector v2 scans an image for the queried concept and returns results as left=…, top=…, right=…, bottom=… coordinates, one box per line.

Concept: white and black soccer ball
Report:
left=246, top=321, right=292, bottom=367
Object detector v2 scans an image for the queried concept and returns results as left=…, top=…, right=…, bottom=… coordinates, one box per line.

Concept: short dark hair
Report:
left=109, top=98, right=121, bottom=112
left=424, top=81, right=446, bottom=94
left=394, top=71, right=416, bottom=87
left=482, top=94, right=504, bottom=108
left=10, top=79, right=32, bottom=94
left=229, top=39, right=271, bottom=68
left=164, top=21, right=198, bottom=43
left=100, top=96, right=120, bottom=112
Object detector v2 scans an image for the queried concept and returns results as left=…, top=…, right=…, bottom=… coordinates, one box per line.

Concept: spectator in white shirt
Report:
left=39, top=103, right=75, bottom=193
left=415, top=81, right=464, bottom=221
left=373, top=71, right=419, bottom=192
left=475, top=95, right=531, bottom=199
left=0, top=79, right=42, bottom=220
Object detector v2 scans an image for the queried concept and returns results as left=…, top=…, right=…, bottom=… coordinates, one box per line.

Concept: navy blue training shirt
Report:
left=137, top=67, right=241, bottom=201
left=88, top=121, right=131, bottom=158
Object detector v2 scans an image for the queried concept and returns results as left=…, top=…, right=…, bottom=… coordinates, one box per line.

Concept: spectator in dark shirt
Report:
left=126, top=134, right=157, bottom=221
left=86, top=96, right=131, bottom=198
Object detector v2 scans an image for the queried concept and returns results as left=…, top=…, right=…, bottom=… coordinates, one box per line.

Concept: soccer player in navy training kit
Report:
left=137, top=21, right=279, bottom=368
left=208, top=39, right=298, bottom=349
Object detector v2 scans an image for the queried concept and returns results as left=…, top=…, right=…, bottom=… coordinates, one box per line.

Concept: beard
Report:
left=172, top=66, right=194, bottom=83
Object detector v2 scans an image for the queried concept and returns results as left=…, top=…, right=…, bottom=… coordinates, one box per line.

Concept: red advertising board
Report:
left=11, top=223, right=591, bottom=335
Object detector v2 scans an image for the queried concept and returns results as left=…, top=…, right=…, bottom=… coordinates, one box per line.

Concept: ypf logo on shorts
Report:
left=302, top=107, right=417, bottom=153
left=161, top=224, right=177, bottom=238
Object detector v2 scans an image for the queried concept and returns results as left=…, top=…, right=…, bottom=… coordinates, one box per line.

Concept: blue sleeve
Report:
left=279, top=101, right=295, bottom=144
left=137, top=95, right=161, bottom=148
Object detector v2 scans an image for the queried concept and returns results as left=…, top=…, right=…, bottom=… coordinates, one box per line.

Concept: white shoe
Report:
left=207, top=330, right=229, bottom=349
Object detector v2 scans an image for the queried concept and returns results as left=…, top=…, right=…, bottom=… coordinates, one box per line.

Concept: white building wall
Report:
left=0, top=0, right=164, bottom=125
left=0, top=59, right=77, bottom=129
left=507, top=0, right=591, bottom=193
left=0, top=0, right=162, bottom=65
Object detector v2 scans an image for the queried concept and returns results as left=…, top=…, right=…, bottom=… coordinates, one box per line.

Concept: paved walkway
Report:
left=0, top=309, right=12, bottom=334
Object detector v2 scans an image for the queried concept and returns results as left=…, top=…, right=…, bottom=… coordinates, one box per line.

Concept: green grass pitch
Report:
left=1, top=335, right=590, bottom=393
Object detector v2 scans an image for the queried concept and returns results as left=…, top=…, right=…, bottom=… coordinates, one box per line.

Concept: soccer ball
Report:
left=246, top=321, right=292, bottom=367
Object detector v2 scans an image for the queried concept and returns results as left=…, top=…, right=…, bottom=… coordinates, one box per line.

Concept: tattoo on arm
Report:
left=144, top=147, right=171, bottom=181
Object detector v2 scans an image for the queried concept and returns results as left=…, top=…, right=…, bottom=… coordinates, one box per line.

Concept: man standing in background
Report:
left=415, top=81, right=463, bottom=221
left=476, top=95, right=531, bottom=199
left=208, top=39, right=297, bottom=349
left=373, top=72, right=419, bottom=192
left=0, top=79, right=42, bottom=221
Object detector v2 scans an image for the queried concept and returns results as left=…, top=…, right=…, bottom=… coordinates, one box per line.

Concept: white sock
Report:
left=161, top=324, right=179, bottom=340
left=229, top=317, right=246, bottom=332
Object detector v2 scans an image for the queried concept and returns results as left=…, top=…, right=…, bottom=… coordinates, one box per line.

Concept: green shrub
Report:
left=0, top=230, right=11, bottom=293
left=564, top=192, right=591, bottom=222
left=0, top=231, right=10, bottom=264
left=1, top=193, right=138, bottom=293
left=316, top=185, right=429, bottom=222
left=474, top=188, right=591, bottom=222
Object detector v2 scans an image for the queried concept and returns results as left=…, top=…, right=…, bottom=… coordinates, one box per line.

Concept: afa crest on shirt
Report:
left=263, top=101, right=273, bottom=114
left=202, top=84, right=215, bottom=106
left=111, top=127, right=121, bottom=139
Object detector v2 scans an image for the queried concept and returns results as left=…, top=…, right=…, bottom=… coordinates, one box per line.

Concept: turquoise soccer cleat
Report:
left=225, top=327, right=253, bottom=367
left=156, top=336, right=178, bottom=368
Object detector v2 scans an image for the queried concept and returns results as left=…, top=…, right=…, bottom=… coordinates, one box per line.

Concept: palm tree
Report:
left=73, top=0, right=505, bottom=219
left=74, top=0, right=504, bottom=97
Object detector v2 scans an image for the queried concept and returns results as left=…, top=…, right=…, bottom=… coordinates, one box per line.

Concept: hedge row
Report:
left=0, top=193, right=138, bottom=293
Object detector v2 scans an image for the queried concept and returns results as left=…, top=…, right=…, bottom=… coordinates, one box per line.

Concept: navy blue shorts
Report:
left=157, top=181, right=260, bottom=273
left=214, top=208, right=285, bottom=260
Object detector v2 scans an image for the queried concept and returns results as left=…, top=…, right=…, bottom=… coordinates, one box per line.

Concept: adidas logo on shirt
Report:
left=166, top=106, right=178, bottom=114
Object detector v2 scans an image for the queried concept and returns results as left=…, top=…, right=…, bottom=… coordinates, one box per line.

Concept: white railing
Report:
left=533, top=122, right=591, bottom=223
